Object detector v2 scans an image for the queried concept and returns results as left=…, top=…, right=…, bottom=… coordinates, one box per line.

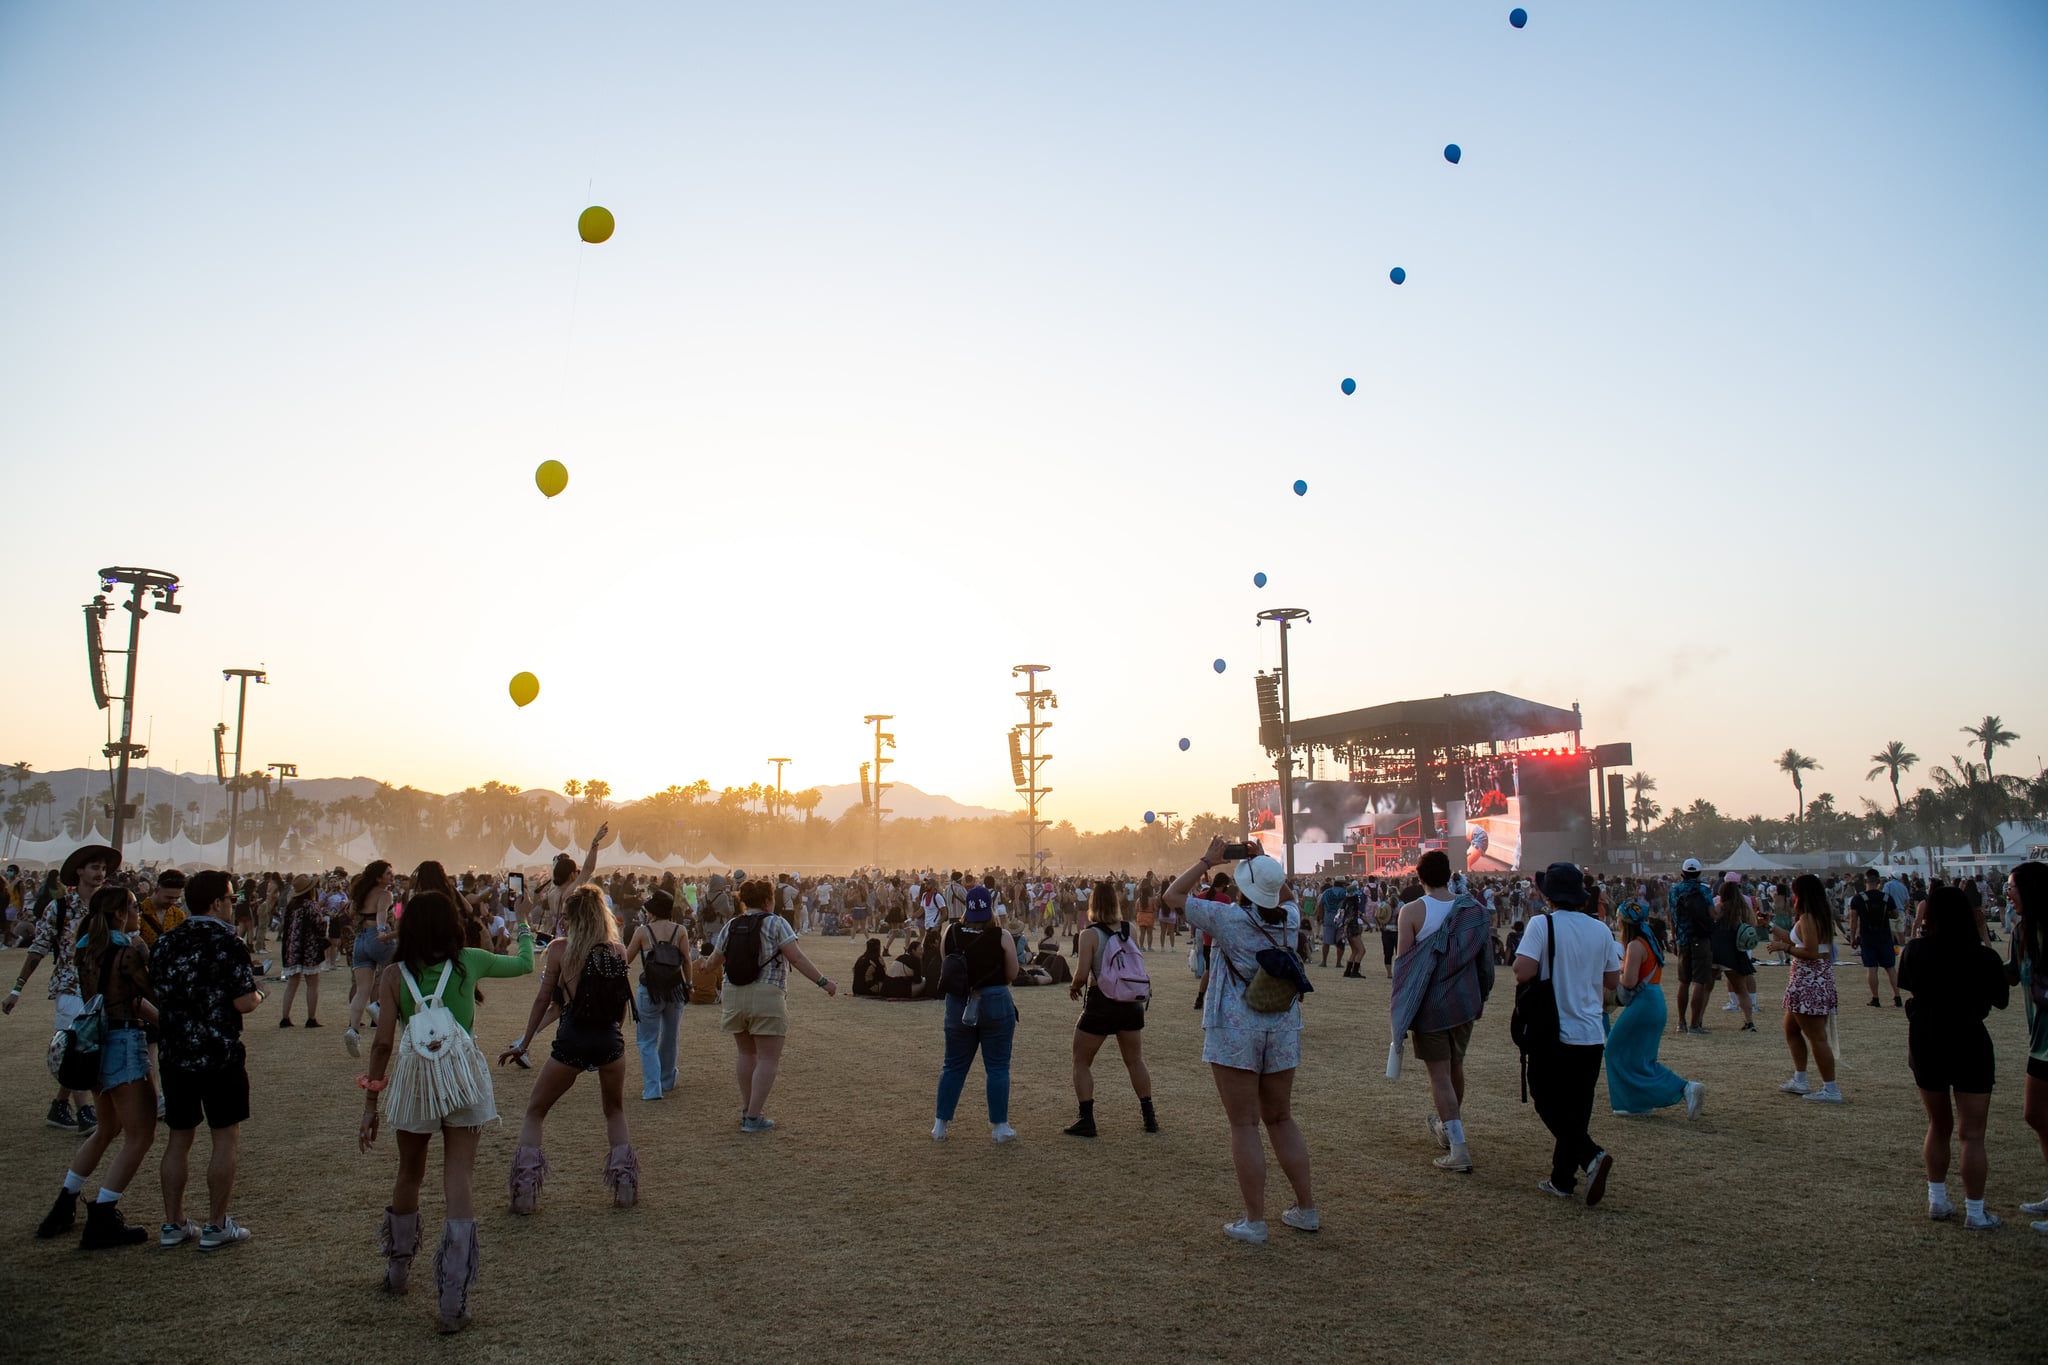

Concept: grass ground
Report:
left=0, top=934, right=2040, bottom=1365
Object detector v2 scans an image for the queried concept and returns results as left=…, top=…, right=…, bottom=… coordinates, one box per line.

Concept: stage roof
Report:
left=1283, top=690, right=1582, bottom=749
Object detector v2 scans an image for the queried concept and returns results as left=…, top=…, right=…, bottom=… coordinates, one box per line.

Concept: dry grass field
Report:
left=0, top=935, right=2040, bottom=1365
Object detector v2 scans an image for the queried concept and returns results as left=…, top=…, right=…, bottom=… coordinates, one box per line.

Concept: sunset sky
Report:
left=3, top=2, right=2043, bottom=836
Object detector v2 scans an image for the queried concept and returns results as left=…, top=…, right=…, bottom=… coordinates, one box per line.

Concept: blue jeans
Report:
left=935, top=987, right=1016, bottom=1124
left=635, top=985, right=684, bottom=1099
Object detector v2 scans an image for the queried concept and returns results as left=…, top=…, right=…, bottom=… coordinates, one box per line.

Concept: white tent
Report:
left=1706, top=840, right=1795, bottom=873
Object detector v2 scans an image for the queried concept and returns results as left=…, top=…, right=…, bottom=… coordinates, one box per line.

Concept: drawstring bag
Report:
left=385, top=960, right=493, bottom=1130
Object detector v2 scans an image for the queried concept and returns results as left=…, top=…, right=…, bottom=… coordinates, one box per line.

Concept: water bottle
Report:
left=962, top=989, right=980, bottom=1025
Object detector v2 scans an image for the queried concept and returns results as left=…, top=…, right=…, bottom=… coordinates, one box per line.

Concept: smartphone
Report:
left=507, top=873, right=525, bottom=896
left=1221, top=842, right=1257, bottom=861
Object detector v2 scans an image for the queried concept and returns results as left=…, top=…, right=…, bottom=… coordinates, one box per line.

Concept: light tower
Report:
left=216, top=668, right=268, bottom=874
left=1255, top=607, right=1311, bottom=876
left=862, top=715, right=895, bottom=868
left=83, top=566, right=183, bottom=854
left=1009, top=664, right=1055, bottom=869
left=767, top=758, right=792, bottom=818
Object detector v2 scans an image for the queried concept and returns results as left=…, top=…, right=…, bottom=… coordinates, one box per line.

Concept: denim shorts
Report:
left=100, top=1026, right=151, bottom=1091
left=352, top=925, right=395, bottom=969
left=549, top=1017, right=624, bottom=1071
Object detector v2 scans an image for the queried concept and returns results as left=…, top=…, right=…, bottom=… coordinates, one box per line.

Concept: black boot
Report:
left=79, top=1199, right=148, bottom=1250
left=1140, top=1096, right=1159, bottom=1134
left=1063, top=1100, right=1097, bottom=1138
left=35, top=1189, right=78, bottom=1240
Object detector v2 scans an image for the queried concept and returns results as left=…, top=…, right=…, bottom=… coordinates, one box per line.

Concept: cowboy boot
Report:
left=434, top=1217, right=479, bottom=1334
left=507, top=1146, right=548, bottom=1215
left=604, top=1143, right=640, bottom=1210
left=378, top=1206, right=421, bottom=1294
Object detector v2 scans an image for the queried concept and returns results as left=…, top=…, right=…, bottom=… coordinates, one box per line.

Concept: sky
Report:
left=3, top=1, right=2044, bottom=835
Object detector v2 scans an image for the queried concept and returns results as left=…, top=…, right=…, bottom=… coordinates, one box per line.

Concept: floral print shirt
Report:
left=27, top=893, right=84, bottom=999
left=150, top=916, right=256, bottom=1072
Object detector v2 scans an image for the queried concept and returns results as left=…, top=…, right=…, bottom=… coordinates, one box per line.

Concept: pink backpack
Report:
left=1094, top=925, right=1151, bottom=1003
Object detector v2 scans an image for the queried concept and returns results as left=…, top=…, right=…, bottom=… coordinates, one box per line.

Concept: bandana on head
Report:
left=1621, top=902, right=1664, bottom=967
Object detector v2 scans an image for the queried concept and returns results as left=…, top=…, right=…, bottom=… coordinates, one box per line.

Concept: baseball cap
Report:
left=1681, top=858, right=1702, bottom=875
left=964, top=886, right=994, bottom=922
left=1236, top=854, right=1287, bottom=909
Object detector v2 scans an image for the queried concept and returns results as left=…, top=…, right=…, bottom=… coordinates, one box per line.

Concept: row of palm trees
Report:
left=1628, top=715, right=2036, bottom=859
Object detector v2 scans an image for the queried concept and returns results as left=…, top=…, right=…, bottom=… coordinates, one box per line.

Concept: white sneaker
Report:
left=931, top=1120, right=949, bottom=1142
left=1434, top=1144, right=1473, bottom=1174
left=1929, top=1199, right=1954, bottom=1222
left=1804, top=1087, right=1844, bottom=1104
left=160, top=1219, right=201, bottom=1248
left=1966, top=1210, right=2002, bottom=1231
left=2032, top=1219, right=2048, bottom=1234
left=1722, top=998, right=1740, bottom=1011
left=1222, top=1217, right=1269, bottom=1243
left=344, top=1028, right=361, bottom=1059
left=990, top=1123, right=1018, bottom=1144
left=1777, top=1077, right=1810, bottom=1096
left=199, top=1217, right=252, bottom=1250
left=1281, top=1206, right=1319, bottom=1232
left=2020, top=1193, right=2048, bottom=1216
left=1684, top=1081, right=1705, bottom=1120
left=1426, top=1115, right=1448, bottom=1150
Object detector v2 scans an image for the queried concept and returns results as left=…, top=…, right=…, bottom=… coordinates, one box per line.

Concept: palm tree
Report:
left=1929, top=755, right=2021, bottom=855
left=1865, top=741, right=1917, bottom=813
left=1961, top=715, right=2019, bottom=780
left=1777, top=749, right=1820, bottom=822
left=145, top=802, right=178, bottom=842
left=1631, top=795, right=1662, bottom=839
left=6, top=761, right=28, bottom=803
left=1624, top=772, right=1657, bottom=801
left=23, top=780, right=54, bottom=837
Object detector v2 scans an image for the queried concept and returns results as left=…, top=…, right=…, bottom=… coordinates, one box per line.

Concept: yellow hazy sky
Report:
left=3, top=4, right=2043, bottom=834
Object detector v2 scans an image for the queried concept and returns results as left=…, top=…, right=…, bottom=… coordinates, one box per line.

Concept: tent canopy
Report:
left=1706, top=840, right=1795, bottom=873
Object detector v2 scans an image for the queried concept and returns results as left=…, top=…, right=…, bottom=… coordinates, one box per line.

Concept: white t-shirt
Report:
left=1515, top=912, right=1622, bottom=1047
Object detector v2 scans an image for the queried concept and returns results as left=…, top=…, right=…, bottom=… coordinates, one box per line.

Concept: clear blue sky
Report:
left=3, top=2, right=2043, bottom=830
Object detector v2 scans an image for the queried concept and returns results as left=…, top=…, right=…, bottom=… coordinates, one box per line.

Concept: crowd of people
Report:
left=5, top=841, right=2045, bottom=1333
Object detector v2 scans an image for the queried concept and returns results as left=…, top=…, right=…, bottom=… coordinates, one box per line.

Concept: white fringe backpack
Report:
left=384, top=959, right=493, bottom=1130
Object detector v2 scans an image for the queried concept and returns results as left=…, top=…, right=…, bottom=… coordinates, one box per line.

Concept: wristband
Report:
left=816, top=977, right=832, bottom=990
left=356, top=1075, right=388, bottom=1092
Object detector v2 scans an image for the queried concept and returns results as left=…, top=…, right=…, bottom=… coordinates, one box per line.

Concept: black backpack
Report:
left=723, top=913, right=771, bottom=986
left=1508, top=913, right=1561, bottom=1103
left=570, top=947, right=634, bottom=1026
left=641, top=922, right=688, bottom=1002
left=1675, top=882, right=1715, bottom=941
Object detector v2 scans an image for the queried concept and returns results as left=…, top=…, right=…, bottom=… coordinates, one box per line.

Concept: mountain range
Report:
left=1, top=767, right=1013, bottom=829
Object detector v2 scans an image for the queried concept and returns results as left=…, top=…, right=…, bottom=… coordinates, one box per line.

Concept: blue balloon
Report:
left=1178, top=738, right=1191, bottom=752
left=1389, top=266, right=1406, bottom=285
left=1253, top=571, right=1268, bottom=588
left=1510, top=7, right=1528, bottom=28
left=1293, top=478, right=1308, bottom=496
left=1213, top=658, right=1227, bottom=674
left=1144, top=811, right=1156, bottom=824
left=1340, top=377, right=1356, bottom=395
left=1444, top=143, right=1462, bottom=164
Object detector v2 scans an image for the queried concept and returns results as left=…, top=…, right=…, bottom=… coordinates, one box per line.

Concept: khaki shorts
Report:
left=1676, top=941, right=1715, bottom=985
left=720, top=980, right=789, bottom=1037
left=1412, top=1021, right=1474, bottom=1064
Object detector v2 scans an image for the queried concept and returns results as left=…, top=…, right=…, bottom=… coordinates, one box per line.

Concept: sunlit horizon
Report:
left=3, top=2, right=2042, bottom=842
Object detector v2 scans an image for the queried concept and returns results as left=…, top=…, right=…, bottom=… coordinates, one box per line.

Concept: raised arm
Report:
left=578, top=823, right=609, bottom=887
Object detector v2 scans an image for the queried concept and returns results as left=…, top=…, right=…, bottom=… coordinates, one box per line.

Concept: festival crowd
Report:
left=4, top=839, right=2045, bottom=1334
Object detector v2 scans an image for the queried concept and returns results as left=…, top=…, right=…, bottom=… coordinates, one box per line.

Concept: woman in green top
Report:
left=2008, top=862, right=2048, bottom=1233
left=358, top=888, right=534, bottom=1332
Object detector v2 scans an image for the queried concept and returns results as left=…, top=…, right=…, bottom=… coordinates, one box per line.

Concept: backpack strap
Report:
left=396, top=962, right=436, bottom=1013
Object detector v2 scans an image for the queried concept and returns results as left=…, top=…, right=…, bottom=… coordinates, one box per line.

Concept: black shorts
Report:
left=550, top=1017, right=624, bottom=1071
left=162, top=1065, right=251, bottom=1132
left=1077, top=986, right=1146, bottom=1036
left=1381, top=929, right=1399, bottom=964
left=1908, top=1026, right=1995, bottom=1095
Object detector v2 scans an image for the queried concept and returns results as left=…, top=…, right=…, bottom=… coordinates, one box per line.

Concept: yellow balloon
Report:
left=508, top=672, right=540, bottom=708
left=578, top=205, right=614, bottom=244
left=535, top=459, right=568, bottom=498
